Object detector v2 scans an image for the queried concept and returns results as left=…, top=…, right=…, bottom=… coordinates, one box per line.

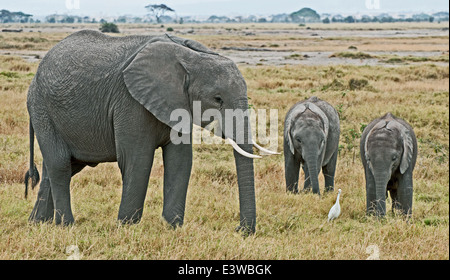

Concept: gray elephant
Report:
left=284, top=96, right=340, bottom=195
left=360, top=113, right=417, bottom=217
left=24, top=30, right=275, bottom=233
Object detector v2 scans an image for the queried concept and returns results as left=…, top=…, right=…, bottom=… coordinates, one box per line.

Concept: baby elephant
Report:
left=360, top=113, right=417, bottom=217
left=284, top=96, right=340, bottom=195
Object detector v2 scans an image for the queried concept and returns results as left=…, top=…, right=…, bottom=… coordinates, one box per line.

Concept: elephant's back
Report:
left=43, top=30, right=148, bottom=63
left=27, top=31, right=152, bottom=161
left=32, top=30, right=149, bottom=97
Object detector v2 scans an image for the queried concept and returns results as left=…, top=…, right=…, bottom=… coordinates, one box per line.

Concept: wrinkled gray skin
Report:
left=284, top=96, right=340, bottom=195
left=360, top=113, right=417, bottom=217
left=24, top=30, right=256, bottom=233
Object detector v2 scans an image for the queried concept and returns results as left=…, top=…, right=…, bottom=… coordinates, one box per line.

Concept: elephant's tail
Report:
left=24, top=118, right=39, bottom=199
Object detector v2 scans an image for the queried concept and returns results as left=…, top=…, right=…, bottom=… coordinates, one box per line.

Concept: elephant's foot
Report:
left=235, top=224, right=255, bottom=236
left=118, top=217, right=141, bottom=225
left=118, top=207, right=144, bottom=225
left=162, top=212, right=184, bottom=229
left=54, top=210, right=74, bottom=226
left=29, top=209, right=54, bottom=224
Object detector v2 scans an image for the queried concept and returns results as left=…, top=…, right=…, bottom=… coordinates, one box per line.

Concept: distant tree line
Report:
left=322, top=12, right=448, bottom=24
left=0, top=9, right=33, bottom=23
left=1, top=7, right=448, bottom=25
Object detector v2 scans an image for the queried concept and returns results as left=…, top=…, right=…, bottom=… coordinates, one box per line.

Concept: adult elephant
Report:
left=24, top=30, right=274, bottom=233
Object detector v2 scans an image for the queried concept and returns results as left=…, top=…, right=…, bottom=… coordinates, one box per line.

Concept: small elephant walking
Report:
left=284, top=96, right=340, bottom=195
left=360, top=113, right=417, bottom=217
left=23, top=31, right=275, bottom=233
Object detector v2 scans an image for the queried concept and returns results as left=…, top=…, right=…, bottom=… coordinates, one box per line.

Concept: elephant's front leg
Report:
left=117, top=149, right=154, bottom=224
left=162, top=141, right=192, bottom=228
left=301, top=163, right=311, bottom=191
left=323, top=151, right=338, bottom=192
left=364, top=168, right=377, bottom=215
left=397, top=172, right=413, bottom=217
left=284, top=143, right=300, bottom=193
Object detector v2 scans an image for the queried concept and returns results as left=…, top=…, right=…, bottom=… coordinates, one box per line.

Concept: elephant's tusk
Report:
left=227, top=138, right=262, bottom=159
left=252, top=140, right=280, bottom=155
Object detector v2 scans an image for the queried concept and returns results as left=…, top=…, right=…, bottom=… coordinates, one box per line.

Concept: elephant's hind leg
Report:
left=45, top=156, right=74, bottom=225
left=29, top=162, right=54, bottom=223
left=32, top=128, right=74, bottom=225
left=29, top=161, right=85, bottom=224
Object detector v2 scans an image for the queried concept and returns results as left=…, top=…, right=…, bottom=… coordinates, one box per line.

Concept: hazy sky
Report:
left=3, top=0, right=449, bottom=17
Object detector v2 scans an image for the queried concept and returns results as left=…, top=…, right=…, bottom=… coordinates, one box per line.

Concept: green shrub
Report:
left=99, top=22, right=119, bottom=33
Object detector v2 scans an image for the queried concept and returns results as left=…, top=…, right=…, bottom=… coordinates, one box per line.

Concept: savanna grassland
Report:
left=0, top=22, right=448, bottom=260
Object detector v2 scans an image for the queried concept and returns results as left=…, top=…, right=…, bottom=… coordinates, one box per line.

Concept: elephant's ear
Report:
left=123, top=42, right=191, bottom=133
left=364, top=120, right=387, bottom=161
left=387, top=121, right=414, bottom=174
left=307, top=102, right=329, bottom=138
left=285, top=103, right=307, bottom=154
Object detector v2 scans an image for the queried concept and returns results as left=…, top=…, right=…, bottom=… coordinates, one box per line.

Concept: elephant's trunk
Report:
left=305, top=152, right=321, bottom=195
left=231, top=99, right=256, bottom=234
left=374, top=171, right=389, bottom=216
left=234, top=144, right=256, bottom=234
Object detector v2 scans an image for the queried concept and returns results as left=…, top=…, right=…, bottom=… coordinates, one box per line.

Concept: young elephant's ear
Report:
left=123, top=42, right=191, bottom=133
left=387, top=121, right=414, bottom=174
left=285, top=103, right=307, bottom=154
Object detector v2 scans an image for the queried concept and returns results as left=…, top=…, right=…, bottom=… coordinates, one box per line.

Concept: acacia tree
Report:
left=145, top=4, right=175, bottom=23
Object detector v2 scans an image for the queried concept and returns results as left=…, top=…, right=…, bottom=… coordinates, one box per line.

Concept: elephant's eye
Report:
left=214, top=95, right=223, bottom=105
left=392, top=155, right=397, bottom=161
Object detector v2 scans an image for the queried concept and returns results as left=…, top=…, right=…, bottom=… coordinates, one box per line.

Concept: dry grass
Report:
left=0, top=23, right=448, bottom=259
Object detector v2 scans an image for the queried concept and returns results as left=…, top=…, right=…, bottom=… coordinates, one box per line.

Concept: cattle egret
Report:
left=328, top=189, right=341, bottom=222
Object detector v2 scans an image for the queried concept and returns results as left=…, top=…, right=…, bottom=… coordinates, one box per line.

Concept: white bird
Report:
left=328, top=189, right=341, bottom=222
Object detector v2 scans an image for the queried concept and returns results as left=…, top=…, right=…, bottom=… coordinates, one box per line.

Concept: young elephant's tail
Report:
left=24, top=118, right=39, bottom=199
